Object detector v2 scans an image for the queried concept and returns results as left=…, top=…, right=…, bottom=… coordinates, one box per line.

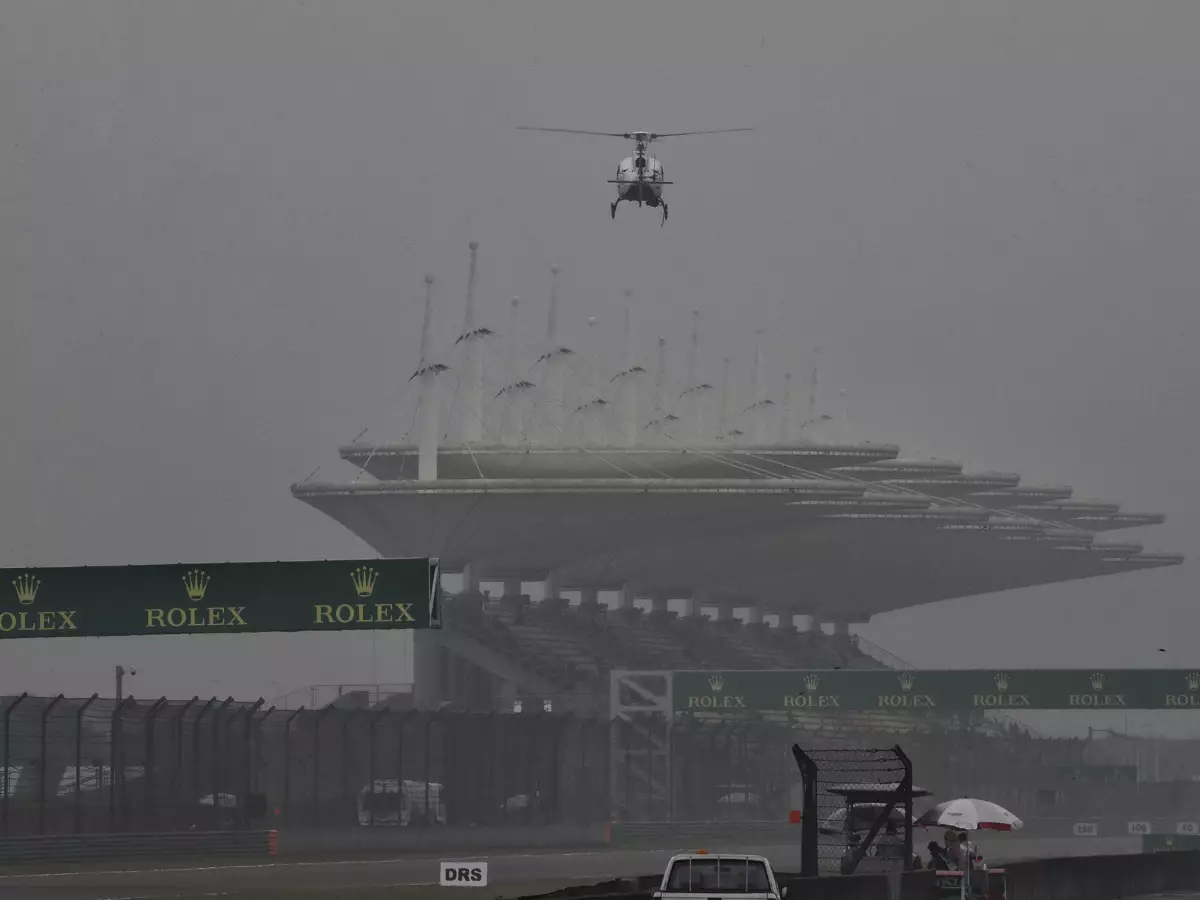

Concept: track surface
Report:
left=0, top=836, right=1144, bottom=900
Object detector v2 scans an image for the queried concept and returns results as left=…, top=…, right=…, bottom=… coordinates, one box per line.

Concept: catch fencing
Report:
left=4, top=693, right=1193, bottom=838
left=0, top=694, right=609, bottom=836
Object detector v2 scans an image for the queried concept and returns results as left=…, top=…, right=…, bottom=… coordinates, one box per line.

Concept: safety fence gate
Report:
left=792, top=744, right=915, bottom=877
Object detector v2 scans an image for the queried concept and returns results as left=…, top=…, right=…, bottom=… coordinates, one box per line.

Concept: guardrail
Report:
left=0, top=829, right=278, bottom=866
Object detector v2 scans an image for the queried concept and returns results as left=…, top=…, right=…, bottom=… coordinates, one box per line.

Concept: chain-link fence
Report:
left=0, top=695, right=610, bottom=836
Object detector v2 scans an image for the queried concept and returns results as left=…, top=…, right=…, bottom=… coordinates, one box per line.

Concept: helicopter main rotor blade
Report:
left=650, top=128, right=754, bottom=139
left=516, top=126, right=631, bottom=138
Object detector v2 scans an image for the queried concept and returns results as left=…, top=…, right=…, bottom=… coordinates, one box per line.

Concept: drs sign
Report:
left=440, top=861, right=488, bottom=887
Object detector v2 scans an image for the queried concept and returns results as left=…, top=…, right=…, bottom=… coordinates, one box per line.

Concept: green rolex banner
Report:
left=673, top=669, right=1200, bottom=713
left=0, top=558, right=441, bottom=639
left=1144, top=834, right=1200, bottom=853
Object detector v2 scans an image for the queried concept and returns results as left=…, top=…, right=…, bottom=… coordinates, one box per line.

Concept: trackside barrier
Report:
left=0, top=830, right=277, bottom=866
left=514, top=853, right=1200, bottom=900
left=275, top=823, right=607, bottom=855
left=607, top=821, right=798, bottom=848
left=513, top=872, right=937, bottom=900
left=608, top=816, right=1200, bottom=849
left=1003, top=849, right=1200, bottom=900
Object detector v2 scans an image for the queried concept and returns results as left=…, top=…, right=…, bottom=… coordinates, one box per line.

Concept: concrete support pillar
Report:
left=460, top=563, right=481, bottom=594
left=745, top=605, right=763, bottom=624
left=412, top=630, right=445, bottom=710
left=616, top=586, right=635, bottom=610
left=832, top=619, right=850, bottom=637
left=543, top=572, right=561, bottom=600
left=580, top=586, right=600, bottom=606
left=503, top=578, right=522, bottom=597
left=497, top=678, right=518, bottom=712
left=713, top=601, right=735, bottom=622
left=680, top=597, right=697, bottom=618
left=650, top=595, right=669, bottom=613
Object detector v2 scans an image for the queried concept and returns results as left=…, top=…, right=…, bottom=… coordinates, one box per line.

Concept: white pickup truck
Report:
left=652, top=853, right=787, bottom=900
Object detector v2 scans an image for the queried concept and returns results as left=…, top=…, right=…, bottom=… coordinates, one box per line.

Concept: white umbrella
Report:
left=916, top=797, right=1023, bottom=832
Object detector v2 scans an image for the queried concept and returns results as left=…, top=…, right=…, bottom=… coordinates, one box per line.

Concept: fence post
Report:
left=424, top=711, right=441, bottom=825
left=209, top=698, right=233, bottom=822
left=340, top=709, right=352, bottom=811
left=313, top=706, right=331, bottom=825
left=248, top=704, right=273, bottom=827
left=238, top=705, right=262, bottom=830
left=174, top=697, right=199, bottom=818
left=895, top=743, right=914, bottom=868
left=501, top=713, right=513, bottom=824
left=109, top=696, right=136, bottom=832
left=143, top=698, right=168, bottom=831
left=191, top=698, right=217, bottom=822
left=74, top=693, right=98, bottom=833
left=282, top=707, right=304, bottom=823
left=791, top=744, right=819, bottom=878
left=397, top=711, right=411, bottom=819
left=367, top=709, right=387, bottom=827
left=2, top=692, right=29, bottom=836
left=38, top=694, right=65, bottom=834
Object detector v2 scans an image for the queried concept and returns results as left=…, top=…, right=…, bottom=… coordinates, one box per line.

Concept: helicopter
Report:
left=516, top=127, right=752, bottom=225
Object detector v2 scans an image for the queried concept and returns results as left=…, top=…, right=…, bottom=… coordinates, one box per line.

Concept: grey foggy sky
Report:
left=1, top=0, right=1197, bottom=710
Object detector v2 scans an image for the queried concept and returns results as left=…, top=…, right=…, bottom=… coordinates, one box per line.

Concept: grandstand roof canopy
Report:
left=294, top=448, right=1182, bottom=619
left=296, top=255, right=1181, bottom=621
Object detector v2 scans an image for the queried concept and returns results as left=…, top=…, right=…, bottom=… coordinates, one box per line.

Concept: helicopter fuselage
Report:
left=613, top=154, right=666, bottom=206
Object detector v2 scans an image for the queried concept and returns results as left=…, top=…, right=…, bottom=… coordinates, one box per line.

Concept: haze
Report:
left=1, top=0, right=1196, bottom=723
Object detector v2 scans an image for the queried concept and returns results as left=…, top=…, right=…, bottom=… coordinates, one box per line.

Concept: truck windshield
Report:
left=665, top=858, right=772, bottom=892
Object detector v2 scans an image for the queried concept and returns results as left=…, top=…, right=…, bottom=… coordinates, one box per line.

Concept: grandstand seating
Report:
left=440, top=591, right=884, bottom=700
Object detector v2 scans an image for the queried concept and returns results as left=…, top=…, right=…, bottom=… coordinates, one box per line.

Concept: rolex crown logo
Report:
left=804, top=673, right=820, bottom=693
left=351, top=566, right=379, bottom=598
left=898, top=672, right=916, bottom=692
left=12, top=573, right=40, bottom=606
left=182, top=569, right=210, bottom=602
left=1090, top=672, right=1105, bottom=691
left=994, top=672, right=1009, bottom=692
left=1187, top=673, right=1200, bottom=692
left=709, top=674, right=724, bottom=691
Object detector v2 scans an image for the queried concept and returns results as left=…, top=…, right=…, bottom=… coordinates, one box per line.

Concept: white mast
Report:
left=718, top=355, right=733, bottom=441
left=804, top=345, right=832, bottom=442
left=781, top=371, right=795, bottom=443
left=753, top=331, right=767, bottom=444
left=681, top=309, right=712, bottom=445
left=538, top=264, right=572, bottom=446
left=456, top=241, right=486, bottom=445
left=498, top=296, right=532, bottom=446
left=414, top=274, right=443, bottom=481
left=614, top=292, right=642, bottom=447
left=646, top=335, right=673, bottom=439
left=581, top=315, right=606, bottom=445
left=741, top=329, right=774, bottom=445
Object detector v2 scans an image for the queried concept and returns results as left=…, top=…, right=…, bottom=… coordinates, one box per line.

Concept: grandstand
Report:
left=290, top=250, right=1182, bottom=819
